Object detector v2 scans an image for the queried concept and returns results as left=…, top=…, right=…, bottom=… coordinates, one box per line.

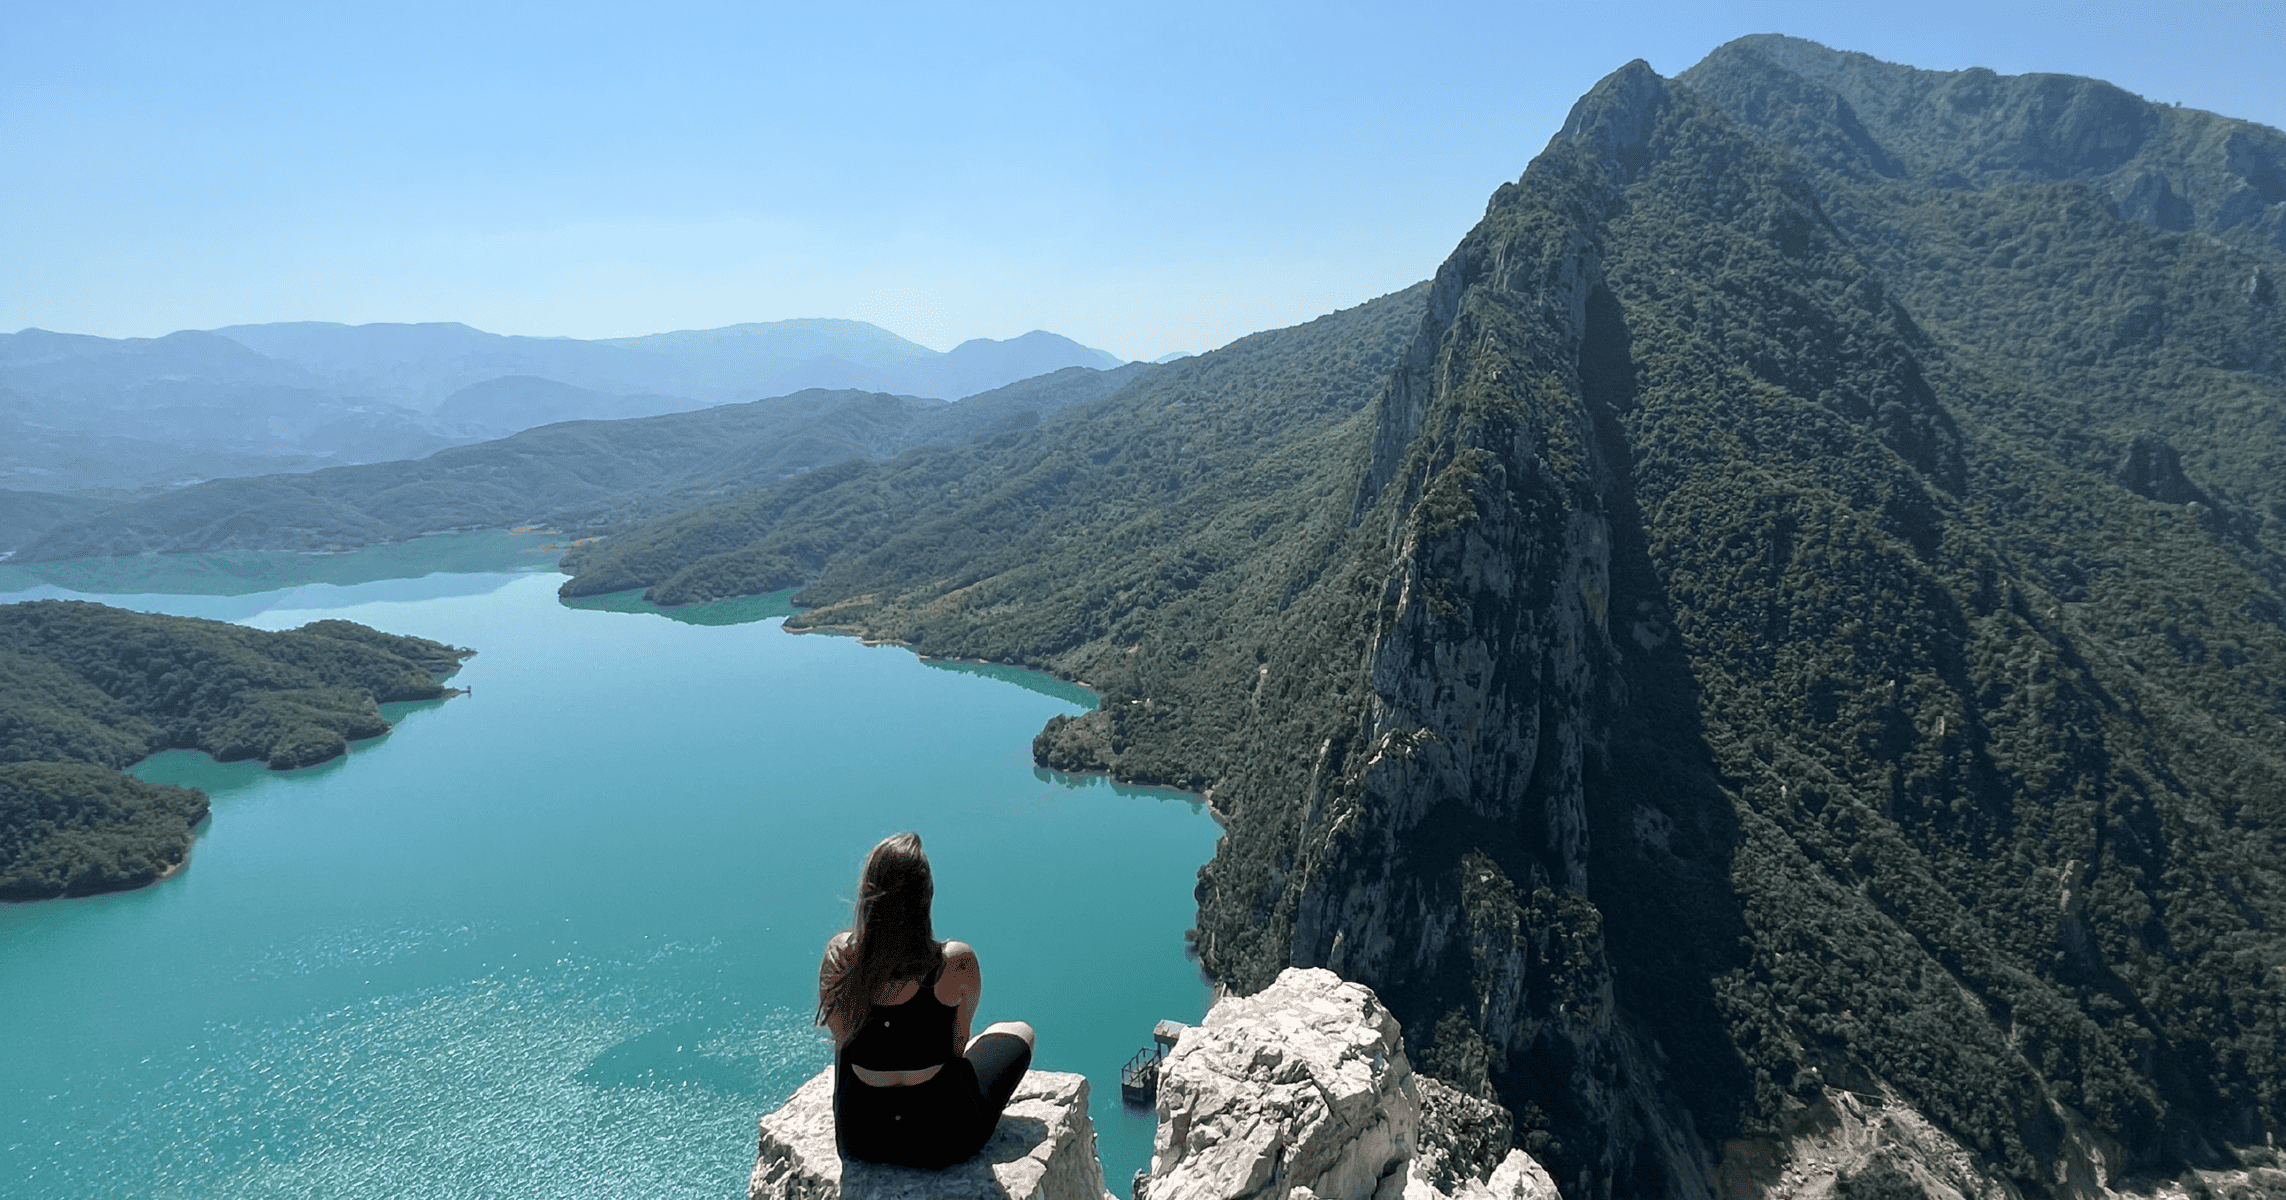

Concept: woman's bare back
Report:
left=823, top=936, right=982, bottom=1086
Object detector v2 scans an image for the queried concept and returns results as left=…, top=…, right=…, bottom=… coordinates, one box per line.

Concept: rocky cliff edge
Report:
left=750, top=1069, right=1115, bottom=1200
left=747, top=968, right=1557, bottom=1200
left=1143, top=968, right=1557, bottom=1200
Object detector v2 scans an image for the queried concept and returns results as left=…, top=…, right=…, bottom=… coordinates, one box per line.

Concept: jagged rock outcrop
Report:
left=1142, top=968, right=1557, bottom=1200
left=749, top=1069, right=1114, bottom=1200
left=2115, top=431, right=2209, bottom=506
left=1408, top=1076, right=1514, bottom=1194
left=1406, top=1077, right=1557, bottom=1200
left=1144, top=968, right=1420, bottom=1200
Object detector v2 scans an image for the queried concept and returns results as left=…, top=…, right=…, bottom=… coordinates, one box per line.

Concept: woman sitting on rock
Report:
left=817, top=831, right=1036, bottom=1168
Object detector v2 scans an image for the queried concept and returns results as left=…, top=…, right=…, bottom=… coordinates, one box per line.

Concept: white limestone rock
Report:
left=749, top=1068, right=1114, bottom=1200
left=1144, top=967, right=1422, bottom=1200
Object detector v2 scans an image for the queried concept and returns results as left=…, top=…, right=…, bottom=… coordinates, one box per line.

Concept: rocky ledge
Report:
left=750, top=1068, right=1114, bottom=1200
left=747, top=969, right=1555, bottom=1200
left=1142, top=968, right=1557, bottom=1200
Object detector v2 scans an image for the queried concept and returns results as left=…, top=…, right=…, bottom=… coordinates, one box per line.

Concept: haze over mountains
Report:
left=213, top=318, right=1126, bottom=414
left=10, top=365, right=1150, bottom=562
left=0, top=317, right=1125, bottom=498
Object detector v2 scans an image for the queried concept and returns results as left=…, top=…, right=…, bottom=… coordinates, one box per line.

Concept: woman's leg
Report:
left=962, top=1021, right=1034, bottom=1148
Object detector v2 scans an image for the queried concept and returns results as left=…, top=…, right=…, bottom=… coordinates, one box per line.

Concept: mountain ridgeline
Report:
left=0, top=318, right=1126, bottom=503
left=555, top=37, right=2286, bottom=1199
left=12, top=365, right=1149, bottom=561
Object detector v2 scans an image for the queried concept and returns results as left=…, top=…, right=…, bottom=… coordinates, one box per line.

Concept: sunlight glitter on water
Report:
left=1, top=537, right=1213, bottom=1198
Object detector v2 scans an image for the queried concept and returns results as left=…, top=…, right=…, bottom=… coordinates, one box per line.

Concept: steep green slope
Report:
left=558, top=290, right=1422, bottom=635
left=0, top=601, right=471, bottom=899
left=555, top=44, right=2286, bottom=1199
left=1682, top=34, right=2286, bottom=574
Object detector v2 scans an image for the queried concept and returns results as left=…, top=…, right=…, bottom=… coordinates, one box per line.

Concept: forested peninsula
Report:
left=0, top=601, right=470, bottom=900
left=555, top=36, right=2286, bottom=1200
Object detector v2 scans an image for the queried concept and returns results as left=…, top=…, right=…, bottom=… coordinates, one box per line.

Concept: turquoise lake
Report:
left=0, top=533, right=1218, bottom=1198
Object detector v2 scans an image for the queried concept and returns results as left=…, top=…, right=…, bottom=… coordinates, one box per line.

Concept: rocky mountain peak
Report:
left=1557, top=60, right=1671, bottom=184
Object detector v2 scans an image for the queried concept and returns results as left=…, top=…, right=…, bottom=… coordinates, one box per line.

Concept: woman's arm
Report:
left=941, top=940, right=979, bottom=1056
left=818, top=932, right=854, bottom=1047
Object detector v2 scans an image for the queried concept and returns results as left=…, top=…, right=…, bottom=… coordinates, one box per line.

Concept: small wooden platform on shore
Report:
left=1118, top=1020, right=1188, bottom=1106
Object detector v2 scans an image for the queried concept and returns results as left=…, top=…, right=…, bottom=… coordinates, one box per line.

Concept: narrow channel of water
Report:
left=0, top=534, right=1215, bottom=1197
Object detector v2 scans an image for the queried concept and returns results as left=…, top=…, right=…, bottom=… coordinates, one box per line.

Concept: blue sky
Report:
left=5, top=0, right=2281, bottom=360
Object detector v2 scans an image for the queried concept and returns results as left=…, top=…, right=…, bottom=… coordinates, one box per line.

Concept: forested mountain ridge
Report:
left=1679, top=34, right=2286, bottom=579
left=547, top=39, right=2286, bottom=1199
left=1696, top=35, right=2286, bottom=259
left=1238, top=57, right=2284, bottom=1194
left=555, top=292, right=1421, bottom=611
left=0, top=601, right=471, bottom=899
left=12, top=365, right=1148, bottom=561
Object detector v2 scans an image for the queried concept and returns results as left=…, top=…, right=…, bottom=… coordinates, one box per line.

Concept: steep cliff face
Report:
left=1209, top=63, right=1768, bottom=1197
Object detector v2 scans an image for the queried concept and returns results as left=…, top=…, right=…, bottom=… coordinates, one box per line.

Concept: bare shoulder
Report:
left=823, top=931, right=854, bottom=966
left=937, top=940, right=979, bottom=1004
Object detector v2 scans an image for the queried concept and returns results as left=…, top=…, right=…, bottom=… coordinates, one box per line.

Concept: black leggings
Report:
left=833, top=1032, right=1033, bottom=1168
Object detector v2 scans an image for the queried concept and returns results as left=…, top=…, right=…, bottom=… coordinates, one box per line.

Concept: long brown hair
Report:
left=817, top=832, right=942, bottom=1034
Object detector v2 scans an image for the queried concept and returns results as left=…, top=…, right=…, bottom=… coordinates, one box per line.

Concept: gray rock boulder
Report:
left=1143, top=967, right=1420, bottom=1200
left=1141, top=968, right=1558, bottom=1200
left=749, top=1068, right=1114, bottom=1200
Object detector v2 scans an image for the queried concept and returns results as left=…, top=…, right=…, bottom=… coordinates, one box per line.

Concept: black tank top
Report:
left=842, top=952, right=956, bottom=1072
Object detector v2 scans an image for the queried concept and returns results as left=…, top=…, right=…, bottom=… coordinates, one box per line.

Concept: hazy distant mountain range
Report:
left=212, top=318, right=1126, bottom=413
left=0, top=318, right=1126, bottom=498
left=8, top=365, right=1149, bottom=562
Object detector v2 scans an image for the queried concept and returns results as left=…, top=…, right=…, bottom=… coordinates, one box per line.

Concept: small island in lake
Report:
left=0, top=600, right=472, bottom=900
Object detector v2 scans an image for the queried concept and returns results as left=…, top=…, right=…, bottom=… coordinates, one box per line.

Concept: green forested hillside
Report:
left=15, top=365, right=1149, bottom=562
left=0, top=763, right=208, bottom=901
left=560, top=289, right=1420, bottom=632
left=552, top=40, right=2285, bottom=1199
left=0, top=601, right=470, bottom=899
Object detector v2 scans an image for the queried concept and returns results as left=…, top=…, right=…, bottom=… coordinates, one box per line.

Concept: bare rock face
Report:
left=1408, top=1077, right=1517, bottom=1197
left=1401, top=1151, right=1562, bottom=1200
left=1142, top=968, right=1559, bottom=1200
left=749, top=1068, right=1113, bottom=1200
left=1144, top=968, right=1420, bottom=1200
left=1405, top=1075, right=1558, bottom=1200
